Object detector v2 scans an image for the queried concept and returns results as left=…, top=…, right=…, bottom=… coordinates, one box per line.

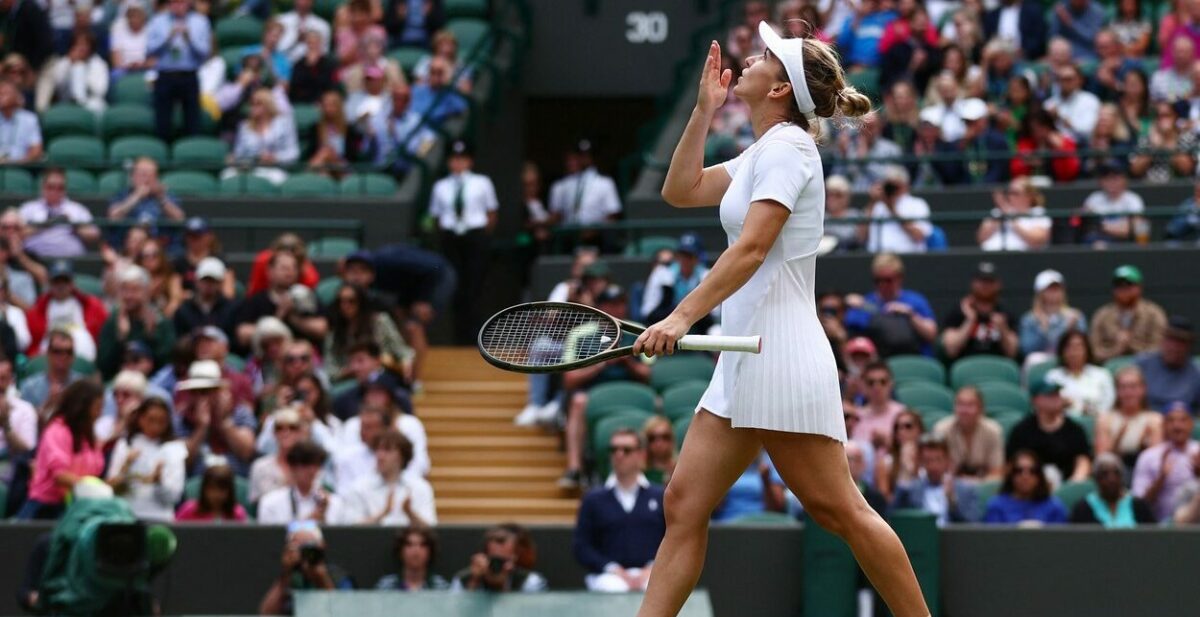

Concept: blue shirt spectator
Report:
left=0, top=80, right=43, bottom=163
left=1165, top=182, right=1200, bottom=241
left=837, top=7, right=897, bottom=68
left=712, top=453, right=784, bottom=522
left=1134, top=318, right=1200, bottom=413
left=844, top=258, right=938, bottom=358
left=1049, top=0, right=1107, bottom=61
left=241, top=19, right=292, bottom=82
left=410, top=56, right=467, bottom=124
left=145, top=3, right=211, bottom=72
left=106, top=157, right=186, bottom=247
left=983, top=492, right=1068, bottom=523
left=891, top=438, right=983, bottom=525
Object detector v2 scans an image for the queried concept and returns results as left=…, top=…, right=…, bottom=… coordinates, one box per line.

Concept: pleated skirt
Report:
left=697, top=256, right=847, bottom=440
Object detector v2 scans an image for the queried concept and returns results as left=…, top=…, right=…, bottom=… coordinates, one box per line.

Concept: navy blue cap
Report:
left=185, top=217, right=210, bottom=234
left=124, top=340, right=152, bottom=360
left=677, top=232, right=703, bottom=256
left=49, top=259, right=73, bottom=280
left=449, top=140, right=472, bottom=156
left=344, top=250, right=374, bottom=268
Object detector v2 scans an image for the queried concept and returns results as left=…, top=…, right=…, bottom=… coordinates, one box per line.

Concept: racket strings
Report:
left=479, top=306, right=620, bottom=368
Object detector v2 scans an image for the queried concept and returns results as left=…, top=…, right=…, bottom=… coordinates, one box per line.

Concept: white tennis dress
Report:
left=696, top=123, right=846, bottom=440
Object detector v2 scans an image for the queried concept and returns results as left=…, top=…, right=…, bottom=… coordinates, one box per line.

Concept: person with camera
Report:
left=259, top=521, right=355, bottom=615
left=258, top=440, right=347, bottom=525
left=865, top=166, right=933, bottom=254
left=450, top=526, right=548, bottom=593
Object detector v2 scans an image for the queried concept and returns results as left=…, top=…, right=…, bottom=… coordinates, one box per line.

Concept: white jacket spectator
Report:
left=277, top=0, right=331, bottom=63
left=257, top=440, right=348, bottom=525
left=35, top=34, right=109, bottom=113
left=109, top=2, right=151, bottom=76
left=334, top=407, right=429, bottom=490
left=0, top=358, right=36, bottom=460
left=343, top=429, right=437, bottom=526
left=866, top=168, right=932, bottom=254
left=1045, top=66, right=1100, bottom=140
left=105, top=401, right=188, bottom=523
left=19, top=169, right=100, bottom=259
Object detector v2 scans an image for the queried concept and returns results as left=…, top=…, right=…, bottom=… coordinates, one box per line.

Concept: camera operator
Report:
left=259, top=521, right=354, bottom=615
left=450, top=526, right=547, bottom=593
left=865, top=166, right=933, bottom=254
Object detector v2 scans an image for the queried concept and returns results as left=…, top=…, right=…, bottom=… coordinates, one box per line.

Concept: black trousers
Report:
left=441, top=229, right=490, bottom=344
left=154, top=70, right=200, bottom=141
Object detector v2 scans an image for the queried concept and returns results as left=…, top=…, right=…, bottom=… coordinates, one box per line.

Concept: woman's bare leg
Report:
left=636, top=410, right=763, bottom=617
left=758, top=430, right=930, bottom=617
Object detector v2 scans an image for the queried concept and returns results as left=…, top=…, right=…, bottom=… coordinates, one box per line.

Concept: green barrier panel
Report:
left=890, top=510, right=941, bottom=617
left=295, top=590, right=713, bottom=617
left=802, top=521, right=858, bottom=617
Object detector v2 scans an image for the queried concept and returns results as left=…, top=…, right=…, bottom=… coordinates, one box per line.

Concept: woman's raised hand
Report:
left=697, top=41, right=733, bottom=115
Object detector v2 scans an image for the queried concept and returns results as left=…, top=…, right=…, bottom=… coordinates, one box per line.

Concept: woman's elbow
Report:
left=661, top=186, right=691, bottom=208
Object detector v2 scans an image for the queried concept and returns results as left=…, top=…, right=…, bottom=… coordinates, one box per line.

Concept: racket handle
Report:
left=677, top=334, right=762, bottom=354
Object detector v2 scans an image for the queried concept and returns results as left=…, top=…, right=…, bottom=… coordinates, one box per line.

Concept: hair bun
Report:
left=835, top=86, right=873, bottom=119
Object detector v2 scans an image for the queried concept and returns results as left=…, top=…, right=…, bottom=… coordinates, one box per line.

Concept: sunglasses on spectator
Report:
left=1013, top=466, right=1037, bottom=476
left=609, top=445, right=638, bottom=455
left=647, top=432, right=672, bottom=442
left=284, top=354, right=311, bottom=364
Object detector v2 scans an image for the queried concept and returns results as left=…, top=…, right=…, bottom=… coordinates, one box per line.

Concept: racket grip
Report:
left=677, top=334, right=762, bottom=354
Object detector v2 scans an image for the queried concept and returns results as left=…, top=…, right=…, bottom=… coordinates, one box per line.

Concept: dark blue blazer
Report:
left=983, top=2, right=1048, bottom=60
left=938, top=130, right=1012, bottom=185
left=573, top=483, right=666, bottom=573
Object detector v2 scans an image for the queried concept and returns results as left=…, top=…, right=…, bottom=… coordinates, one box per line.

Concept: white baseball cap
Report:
left=959, top=98, right=989, bottom=122
left=919, top=106, right=944, bottom=126
left=1034, top=269, right=1064, bottom=293
left=195, top=257, right=226, bottom=281
left=758, top=21, right=816, bottom=121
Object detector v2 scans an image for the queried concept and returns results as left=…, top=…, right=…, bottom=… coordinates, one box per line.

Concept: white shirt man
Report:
left=1046, top=76, right=1101, bottom=140
left=867, top=192, right=933, bottom=254
left=981, top=206, right=1052, bottom=252
left=257, top=483, right=348, bottom=525
left=343, top=429, right=437, bottom=526
left=276, top=0, right=331, bottom=63
left=334, top=412, right=430, bottom=489
left=428, top=166, right=499, bottom=235
left=19, top=182, right=97, bottom=259
left=549, top=166, right=622, bottom=225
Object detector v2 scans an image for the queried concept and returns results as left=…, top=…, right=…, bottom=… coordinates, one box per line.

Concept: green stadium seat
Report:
left=112, top=73, right=152, bottom=106
left=446, top=18, right=492, bottom=55
left=172, top=136, right=229, bottom=168
left=309, top=237, right=360, bottom=258
left=292, top=103, right=319, bottom=135
left=97, top=170, right=127, bottom=194
left=41, top=105, right=96, bottom=140
left=339, top=173, right=397, bottom=196
left=888, top=354, right=946, bottom=386
left=280, top=173, right=337, bottom=197
left=649, top=354, right=715, bottom=392
left=949, top=356, right=1021, bottom=389
left=918, top=408, right=951, bottom=428
left=161, top=171, right=218, bottom=196
left=672, top=415, right=692, bottom=446
left=216, top=17, right=264, bottom=48
left=1104, top=355, right=1136, bottom=376
left=388, top=47, right=427, bottom=77
left=0, top=168, right=34, bottom=195
left=995, top=413, right=1024, bottom=439
left=728, top=511, right=799, bottom=526
left=233, top=279, right=246, bottom=300
left=592, top=410, right=653, bottom=477
left=1075, top=415, right=1096, bottom=445
left=802, top=515, right=858, bottom=616
left=46, top=136, right=106, bottom=167
left=975, top=479, right=1002, bottom=509
left=73, top=273, right=104, bottom=297
left=444, top=0, right=488, bottom=18
left=661, top=380, right=707, bottom=421
left=624, top=235, right=678, bottom=257
left=1025, top=359, right=1058, bottom=389
left=977, top=382, right=1030, bottom=414
left=0, top=479, right=5, bottom=517
left=896, top=382, right=955, bottom=415
left=1055, top=479, right=1096, bottom=511
left=316, top=276, right=343, bottom=306
left=219, top=174, right=279, bottom=195
left=101, top=104, right=156, bottom=140
left=60, top=169, right=97, bottom=195
left=847, top=68, right=881, bottom=103
left=109, top=136, right=168, bottom=166
left=586, top=381, right=657, bottom=433
left=987, top=406, right=1026, bottom=424
left=221, top=48, right=247, bottom=80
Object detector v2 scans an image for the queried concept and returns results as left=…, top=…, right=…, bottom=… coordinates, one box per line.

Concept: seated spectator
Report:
left=1084, top=106, right=1135, bottom=177
left=941, top=98, right=1009, bottom=186
left=241, top=19, right=292, bottom=85
left=289, top=33, right=336, bottom=104
left=1046, top=330, right=1114, bottom=418
left=1045, top=65, right=1100, bottom=142
left=830, top=114, right=902, bottom=191
left=192, top=326, right=255, bottom=407
left=97, top=265, right=175, bottom=380
left=1117, top=69, right=1151, bottom=137
left=2, top=54, right=38, bottom=107
left=307, top=90, right=368, bottom=173
left=342, top=31, right=405, bottom=95
left=34, top=32, right=108, bottom=113
left=0, top=351, right=35, bottom=445
left=852, top=361, right=905, bottom=453
left=1086, top=30, right=1139, bottom=102
left=640, top=233, right=712, bottom=329
left=383, top=0, right=440, bottom=48
left=225, top=89, right=300, bottom=186
left=1111, top=0, right=1151, bottom=57
left=1089, top=265, right=1168, bottom=363
left=560, top=286, right=651, bottom=489
left=892, top=435, right=982, bottom=525
left=20, top=329, right=86, bottom=416
left=1165, top=179, right=1200, bottom=241
left=840, top=338, right=878, bottom=405
left=375, top=526, right=449, bottom=590
left=844, top=253, right=938, bottom=357
left=258, top=373, right=341, bottom=456
left=818, top=292, right=850, bottom=354
left=573, top=428, right=665, bottom=592
left=344, top=429, right=437, bottom=526
left=105, top=397, right=187, bottom=522
left=836, top=0, right=898, bottom=70
left=1049, top=0, right=1105, bottom=61
left=247, top=234, right=320, bottom=297
left=258, top=521, right=355, bottom=615
left=0, top=212, right=45, bottom=308
left=712, top=450, right=785, bottom=522
left=977, top=177, right=1051, bottom=252
left=175, top=360, right=257, bottom=476
left=0, top=275, right=29, bottom=353
left=1151, top=36, right=1195, bottom=102
left=1070, top=453, right=1156, bottom=527
left=0, top=80, right=42, bottom=163
left=216, top=54, right=293, bottom=141
left=17, top=381, right=105, bottom=519
left=983, top=0, right=1047, bottom=60
left=331, top=341, right=412, bottom=420
left=246, top=317, right=293, bottom=399
left=1081, top=165, right=1147, bottom=244
left=106, top=158, right=186, bottom=247
left=933, top=386, right=1005, bottom=480
left=983, top=450, right=1068, bottom=525
left=249, top=407, right=308, bottom=504
left=135, top=240, right=183, bottom=318
left=176, top=463, right=248, bottom=522
left=451, top=527, right=548, bottom=592
left=879, top=3, right=939, bottom=95
left=864, top=167, right=932, bottom=254
left=641, top=416, right=676, bottom=485
left=258, top=440, right=346, bottom=525
left=28, top=263, right=106, bottom=362
left=1133, top=405, right=1199, bottom=522
left=940, top=262, right=1019, bottom=361
left=1007, top=378, right=1092, bottom=485
left=846, top=439, right=886, bottom=516
left=174, top=218, right=235, bottom=298
left=173, top=259, right=239, bottom=339
left=18, top=169, right=100, bottom=260
left=924, top=73, right=967, bottom=142
left=414, top=29, right=471, bottom=92
left=823, top=175, right=863, bottom=252
left=908, top=107, right=961, bottom=188
left=325, top=283, right=411, bottom=381
left=335, top=0, right=386, bottom=65
left=409, top=56, right=468, bottom=124
left=365, top=82, right=438, bottom=173
left=1129, top=101, right=1196, bottom=182
left=1011, top=108, right=1081, bottom=181
left=334, top=390, right=428, bottom=481
left=96, top=364, right=174, bottom=443
left=344, top=65, right=392, bottom=134
left=235, top=250, right=327, bottom=351
left=875, top=409, right=925, bottom=501
left=278, top=0, right=330, bottom=63
left=109, top=1, right=152, bottom=79
left=992, top=74, right=1035, bottom=141
left=1096, top=366, right=1164, bottom=469
left=1135, top=316, right=1200, bottom=412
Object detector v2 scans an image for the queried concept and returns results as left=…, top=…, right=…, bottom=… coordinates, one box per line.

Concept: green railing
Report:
left=86, top=216, right=365, bottom=248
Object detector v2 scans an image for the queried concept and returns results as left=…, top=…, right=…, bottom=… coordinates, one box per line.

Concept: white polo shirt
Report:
left=429, top=171, right=499, bottom=235
left=866, top=194, right=934, bottom=254
left=548, top=167, right=622, bottom=225
left=343, top=471, right=438, bottom=525
left=256, top=484, right=348, bottom=525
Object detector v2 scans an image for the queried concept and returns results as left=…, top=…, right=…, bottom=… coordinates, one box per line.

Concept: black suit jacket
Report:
left=983, top=2, right=1048, bottom=60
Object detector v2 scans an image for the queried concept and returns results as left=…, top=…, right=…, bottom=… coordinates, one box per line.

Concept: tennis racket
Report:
left=477, top=301, right=761, bottom=374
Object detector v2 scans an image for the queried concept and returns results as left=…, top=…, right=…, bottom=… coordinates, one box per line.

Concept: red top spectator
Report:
left=26, top=260, right=108, bottom=355
left=1011, top=109, right=1081, bottom=182
left=878, top=1, right=938, bottom=54
left=246, top=233, right=320, bottom=296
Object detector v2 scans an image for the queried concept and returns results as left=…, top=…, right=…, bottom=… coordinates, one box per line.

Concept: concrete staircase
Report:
left=420, top=348, right=580, bottom=524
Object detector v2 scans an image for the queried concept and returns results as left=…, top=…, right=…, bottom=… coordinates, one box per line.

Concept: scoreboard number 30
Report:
left=626, top=11, right=669, bottom=44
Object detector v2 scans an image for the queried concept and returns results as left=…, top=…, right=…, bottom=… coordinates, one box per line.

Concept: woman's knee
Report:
left=805, top=493, right=876, bottom=537
left=662, top=481, right=713, bottom=530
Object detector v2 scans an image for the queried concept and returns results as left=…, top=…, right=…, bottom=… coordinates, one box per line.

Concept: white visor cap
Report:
left=758, top=20, right=817, bottom=121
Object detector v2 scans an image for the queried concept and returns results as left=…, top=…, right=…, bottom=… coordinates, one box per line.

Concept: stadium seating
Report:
left=977, top=382, right=1031, bottom=415
left=46, top=136, right=106, bottom=168
left=1055, top=480, right=1097, bottom=511
left=97, top=169, right=127, bottom=194
left=62, top=169, right=97, bottom=194
left=446, top=18, right=493, bottom=55
left=183, top=474, right=255, bottom=517
left=171, top=137, right=230, bottom=168
left=585, top=381, right=657, bottom=432
left=0, top=168, right=34, bottom=195
left=896, top=382, right=955, bottom=415
left=73, top=273, right=105, bottom=297
left=661, top=379, right=707, bottom=421
left=975, top=479, right=1002, bottom=509
left=672, top=415, right=692, bottom=446
left=624, top=235, right=678, bottom=257
left=316, top=276, right=343, bottom=306
left=101, top=104, right=156, bottom=140
left=109, top=136, right=168, bottom=166
left=389, top=47, right=427, bottom=77
left=1104, top=356, right=1137, bottom=376
left=445, top=0, right=489, bottom=19
left=1025, top=360, right=1058, bottom=389
left=112, top=73, right=151, bottom=105
left=592, top=410, right=653, bottom=477
left=219, top=174, right=279, bottom=195
left=917, top=408, right=951, bottom=428
left=215, top=16, right=263, bottom=48
left=339, top=173, right=398, bottom=196
left=41, top=105, right=96, bottom=140
left=280, top=172, right=338, bottom=197
left=949, top=356, right=1021, bottom=390
left=729, top=511, right=800, bottom=526
left=309, top=237, right=360, bottom=258
left=161, top=171, right=219, bottom=196
left=649, top=354, right=714, bottom=392
left=19, top=355, right=97, bottom=380
left=888, top=355, right=946, bottom=386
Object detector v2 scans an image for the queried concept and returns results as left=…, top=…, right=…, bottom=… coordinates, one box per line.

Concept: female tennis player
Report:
left=631, top=23, right=929, bottom=617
